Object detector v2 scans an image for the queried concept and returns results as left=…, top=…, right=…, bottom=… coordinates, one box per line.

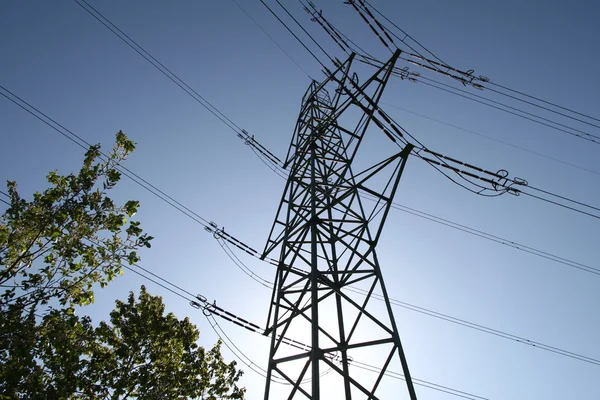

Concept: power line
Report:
left=273, top=0, right=335, bottom=65
left=291, top=3, right=600, bottom=218
left=359, top=0, right=600, bottom=126
left=0, top=190, right=10, bottom=206
left=4, top=1, right=597, bottom=388
left=259, top=0, right=327, bottom=70
left=486, top=80, right=600, bottom=124
left=125, top=264, right=485, bottom=399
left=381, top=102, right=600, bottom=177
left=73, top=0, right=240, bottom=133
left=483, top=84, right=600, bottom=130
left=361, top=0, right=449, bottom=67
left=360, top=57, right=600, bottom=145
left=231, top=0, right=312, bottom=80
left=365, top=101, right=600, bottom=218
left=343, top=1, right=600, bottom=146
left=385, top=201, right=600, bottom=276
left=0, top=85, right=216, bottom=229
left=414, top=74, right=600, bottom=144
left=218, top=238, right=600, bottom=368
left=121, top=258, right=489, bottom=398
left=0, top=85, right=283, bottom=270
left=72, top=0, right=283, bottom=172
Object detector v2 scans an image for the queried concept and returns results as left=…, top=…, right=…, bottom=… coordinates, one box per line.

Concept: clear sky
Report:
left=1, top=1, right=599, bottom=399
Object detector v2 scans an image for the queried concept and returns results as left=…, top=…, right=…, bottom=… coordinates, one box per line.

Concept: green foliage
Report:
left=0, top=132, right=245, bottom=399
left=0, top=131, right=153, bottom=310
left=86, top=286, right=245, bottom=399
left=0, top=287, right=245, bottom=399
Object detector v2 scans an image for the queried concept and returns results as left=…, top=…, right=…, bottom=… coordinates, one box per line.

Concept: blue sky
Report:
left=1, top=1, right=599, bottom=399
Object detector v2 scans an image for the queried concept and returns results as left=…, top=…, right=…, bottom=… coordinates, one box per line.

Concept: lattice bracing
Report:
left=262, top=50, right=417, bottom=400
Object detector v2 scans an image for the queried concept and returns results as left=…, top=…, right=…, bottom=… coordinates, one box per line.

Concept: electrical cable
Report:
left=413, top=74, right=600, bottom=144
left=1, top=86, right=215, bottom=227
left=361, top=0, right=449, bottom=67
left=378, top=102, right=600, bottom=218
left=360, top=0, right=600, bottom=126
left=2, top=83, right=286, bottom=277
left=0, top=86, right=283, bottom=247
left=273, top=0, right=336, bottom=65
left=361, top=57, right=600, bottom=145
left=300, top=1, right=351, bottom=55
left=350, top=1, right=600, bottom=143
left=268, top=3, right=600, bottom=216
left=346, top=286, right=600, bottom=367
left=486, top=80, right=600, bottom=124
left=259, top=0, right=328, bottom=70
left=230, top=0, right=313, bottom=80
left=348, top=358, right=487, bottom=400
left=483, top=84, right=600, bottom=130
left=296, top=2, right=600, bottom=214
left=72, top=0, right=283, bottom=172
left=381, top=102, right=600, bottom=177
left=301, top=2, right=376, bottom=60
left=218, top=238, right=274, bottom=288
left=219, top=233, right=600, bottom=368
left=73, top=0, right=239, bottom=134
left=384, top=200, right=600, bottom=276
left=519, top=190, right=600, bottom=220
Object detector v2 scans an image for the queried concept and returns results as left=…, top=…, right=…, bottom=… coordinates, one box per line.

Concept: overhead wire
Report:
left=348, top=359, right=487, bottom=400
left=0, top=190, right=10, bottom=206
left=339, top=0, right=600, bottom=155
left=72, top=0, right=285, bottom=173
left=357, top=56, right=600, bottom=146
left=230, top=0, right=313, bottom=80
left=288, top=1, right=600, bottom=217
left=384, top=200, right=600, bottom=277
left=0, top=85, right=211, bottom=229
left=342, top=72, right=600, bottom=217
left=116, top=264, right=290, bottom=386
left=0, top=86, right=286, bottom=267
left=118, top=257, right=487, bottom=397
left=486, top=80, right=600, bottom=124
left=354, top=0, right=600, bottom=135
left=483, top=84, right=600, bottom=130
left=385, top=109, right=600, bottom=219
left=273, top=0, right=336, bottom=65
left=293, top=5, right=600, bottom=215
left=413, top=74, right=600, bottom=144
left=221, top=234, right=600, bottom=367
left=196, top=5, right=600, bottom=362
left=300, top=0, right=375, bottom=60
left=360, top=0, right=449, bottom=67
left=381, top=102, right=600, bottom=177
left=259, top=0, right=328, bottom=70
left=76, top=0, right=600, bottom=220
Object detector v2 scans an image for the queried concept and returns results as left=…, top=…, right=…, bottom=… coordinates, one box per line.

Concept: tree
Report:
left=1, top=286, right=245, bottom=399
left=87, top=286, right=244, bottom=399
left=0, top=131, right=152, bottom=311
left=0, top=133, right=245, bottom=399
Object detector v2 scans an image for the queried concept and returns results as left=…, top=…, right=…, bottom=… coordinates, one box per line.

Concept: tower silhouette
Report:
left=262, top=50, right=417, bottom=399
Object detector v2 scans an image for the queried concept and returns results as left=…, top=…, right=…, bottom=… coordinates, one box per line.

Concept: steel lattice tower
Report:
left=262, top=50, right=417, bottom=399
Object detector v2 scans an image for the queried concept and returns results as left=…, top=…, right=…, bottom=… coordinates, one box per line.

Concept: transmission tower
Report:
left=261, top=50, right=418, bottom=399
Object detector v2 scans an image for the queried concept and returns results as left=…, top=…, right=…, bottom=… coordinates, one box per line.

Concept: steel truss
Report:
left=262, top=50, right=417, bottom=400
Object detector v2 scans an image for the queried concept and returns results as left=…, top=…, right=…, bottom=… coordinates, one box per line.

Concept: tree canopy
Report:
left=0, top=132, right=245, bottom=399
